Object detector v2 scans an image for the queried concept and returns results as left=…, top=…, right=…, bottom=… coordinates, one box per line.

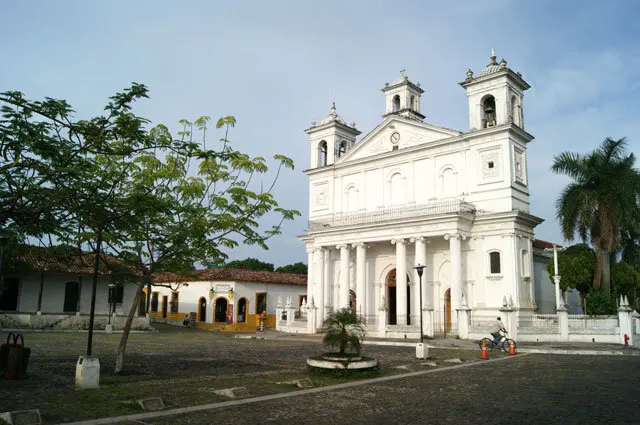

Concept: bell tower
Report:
left=305, top=103, right=360, bottom=169
left=460, top=49, right=530, bottom=131
left=381, top=70, right=425, bottom=121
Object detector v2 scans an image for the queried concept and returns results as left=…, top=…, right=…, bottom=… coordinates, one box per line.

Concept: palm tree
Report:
left=321, top=308, right=366, bottom=356
left=552, top=137, right=640, bottom=297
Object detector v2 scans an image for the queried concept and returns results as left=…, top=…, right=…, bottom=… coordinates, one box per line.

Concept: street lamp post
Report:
left=414, top=264, right=425, bottom=343
left=107, top=284, right=116, bottom=325
left=0, top=230, right=10, bottom=296
left=544, top=244, right=567, bottom=311
left=414, top=263, right=426, bottom=359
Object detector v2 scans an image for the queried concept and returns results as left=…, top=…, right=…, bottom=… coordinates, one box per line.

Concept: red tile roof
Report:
left=532, top=239, right=561, bottom=250
left=7, top=245, right=134, bottom=275
left=153, top=268, right=306, bottom=286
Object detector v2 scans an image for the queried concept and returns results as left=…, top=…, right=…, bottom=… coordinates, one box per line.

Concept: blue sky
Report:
left=2, top=0, right=639, bottom=267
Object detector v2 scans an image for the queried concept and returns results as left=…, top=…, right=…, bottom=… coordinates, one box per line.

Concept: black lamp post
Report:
left=414, top=263, right=425, bottom=344
left=107, top=283, right=115, bottom=325
left=0, top=230, right=10, bottom=294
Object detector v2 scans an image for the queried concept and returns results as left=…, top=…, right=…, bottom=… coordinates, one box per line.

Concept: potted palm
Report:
left=307, top=308, right=378, bottom=370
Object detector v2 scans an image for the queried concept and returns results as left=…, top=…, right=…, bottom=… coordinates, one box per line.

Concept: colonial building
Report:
left=0, top=246, right=150, bottom=330
left=151, top=269, right=307, bottom=331
left=300, top=50, right=548, bottom=338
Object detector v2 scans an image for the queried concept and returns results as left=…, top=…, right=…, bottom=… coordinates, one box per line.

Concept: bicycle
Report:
left=478, top=330, right=516, bottom=353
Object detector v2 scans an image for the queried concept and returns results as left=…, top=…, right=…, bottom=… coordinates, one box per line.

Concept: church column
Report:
left=392, top=239, right=408, bottom=325
left=323, top=248, right=332, bottom=315
left=412, top=237, right=426, bottom=327
left=355, top=243, right=366, bottom=317
left=316, top=248, right=325, bottom=325
left=338, top=244, right=350, bottom=309
left=445, top=234, right=463, bottom=315
left=306, top=248, right=313, bottom=312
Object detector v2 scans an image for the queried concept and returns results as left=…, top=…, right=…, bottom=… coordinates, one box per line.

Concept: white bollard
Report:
left=416, top=342, right=428, bottom=359
left=75, top=356, right=100, bottom=389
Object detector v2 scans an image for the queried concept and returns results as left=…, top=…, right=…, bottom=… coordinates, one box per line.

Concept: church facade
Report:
left=300, top=50, right=545, bottom=338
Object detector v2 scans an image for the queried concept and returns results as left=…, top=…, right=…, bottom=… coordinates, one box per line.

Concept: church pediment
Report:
left=339, top=117, right=461, bottom=163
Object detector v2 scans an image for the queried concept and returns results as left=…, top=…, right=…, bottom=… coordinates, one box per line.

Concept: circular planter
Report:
left=307, top=354, right=378, bottom=370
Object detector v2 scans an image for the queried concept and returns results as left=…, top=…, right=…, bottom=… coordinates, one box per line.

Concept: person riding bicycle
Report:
left=490, top=317, right=507, bottom=345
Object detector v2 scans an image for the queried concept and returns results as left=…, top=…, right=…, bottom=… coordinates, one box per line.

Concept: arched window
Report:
left=237, top=298, right=247, bottom=322
left=410, top=95, right=416, bottom=110
left=337, top=141, right=347, bottom=157
left=481, top=95, right=496, bottom=128
left=198, top=297, right=207, bottom=322
left=170, top=291, right=179, bottom=313
left=63, top=281, right=80, bottom=313
left=151, top=292, right=159, bottom=312
left=440, top=166, right=457, bottom=198
left=345, top=185, right=358, bottom=212
left=392, top=95, right=401, bottom=112
left=214, top=297, right=228, bottom=322
left=318, top=140, right=328, bottom=166
left=389, top=172, right=406, bottom=206
left=521, top=250, right=530, bottom=278
left=489, top=251, right=501, bottom=274
left=138, top=289, right=147, bottom=316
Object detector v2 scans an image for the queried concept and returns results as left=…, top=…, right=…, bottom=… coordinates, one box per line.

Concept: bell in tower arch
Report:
left=482, top=96, right=497, bottom=128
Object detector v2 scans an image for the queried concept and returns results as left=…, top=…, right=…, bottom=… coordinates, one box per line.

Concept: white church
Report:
left=299, top=50, right=567, bottom=340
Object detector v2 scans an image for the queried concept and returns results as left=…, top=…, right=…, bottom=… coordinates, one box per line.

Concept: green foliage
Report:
left=551, top=137, right=640, bottom=297
left=611, top=261, right=640, bottom=307
left=223, top=257, right=274, bottom=272
left=0, top=84, right=300, bottom=371
left=321, top=308, right=366, bottom=355
left=546, top=244, right=595, bottom=297
left=275, top=262, right=307, bottom=274
left=585, top=290, right=617, bottom=315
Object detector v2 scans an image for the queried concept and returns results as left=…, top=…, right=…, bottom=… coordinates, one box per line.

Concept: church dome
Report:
left=477, top=48, right=508, bottom=77
left=319, top=102, right=346, bottom=125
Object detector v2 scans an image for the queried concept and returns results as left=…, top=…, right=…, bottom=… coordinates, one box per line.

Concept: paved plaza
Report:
left=1, top=324, right=638, bottom=424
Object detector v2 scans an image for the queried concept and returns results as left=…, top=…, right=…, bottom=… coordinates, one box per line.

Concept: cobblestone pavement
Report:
left=2, top=325, right=638, bottom=424
left=145, top=354, right=640, bottom=425
left=0, top=325, right=489, bottom=424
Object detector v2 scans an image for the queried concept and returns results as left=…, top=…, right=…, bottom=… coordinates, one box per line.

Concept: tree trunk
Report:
left=114, top=275, right=148, bottom=373
left=602, top=252, right=611, bottom=298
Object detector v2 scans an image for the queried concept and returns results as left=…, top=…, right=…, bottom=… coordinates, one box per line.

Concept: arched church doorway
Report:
left=349, top=290, right=356, bottom=313
left=215, top=298, right=228, bottom=323
left=444, top=288, right=452, bottom=333
left=198, top=297, right=207, bottom=322
left=386, top=269, right=411, bottom=325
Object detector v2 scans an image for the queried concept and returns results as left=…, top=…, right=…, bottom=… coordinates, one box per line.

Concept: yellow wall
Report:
left=149, top=310, right=275, bottom=333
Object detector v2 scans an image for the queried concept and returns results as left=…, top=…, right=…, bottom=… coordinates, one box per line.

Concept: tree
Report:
left=321, top=308, right=366, bottom=356
left=223, top=257, right=274, bottom=272
left=1, top=86, right=300, bottom=373
left=106, top=115, right=299, bottom=372
left=552, top=137, right=640, bottom=298
left=275, top=262, right=307, bottom=274
left=611, top=262, right=640, bottom=308
left=547, top=243, right=595, bottom=313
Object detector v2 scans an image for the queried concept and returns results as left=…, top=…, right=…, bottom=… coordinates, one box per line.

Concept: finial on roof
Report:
left=400, top=68, right=407, bottom=78
left=490, top=47, right=497, bottom=65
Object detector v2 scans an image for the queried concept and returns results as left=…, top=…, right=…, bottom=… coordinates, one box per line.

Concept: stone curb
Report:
left=56, top=354, right=531, bottom=425
left=0, top=328, right=156, bottom=334
left=518, top=347, right=640, bottom=356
